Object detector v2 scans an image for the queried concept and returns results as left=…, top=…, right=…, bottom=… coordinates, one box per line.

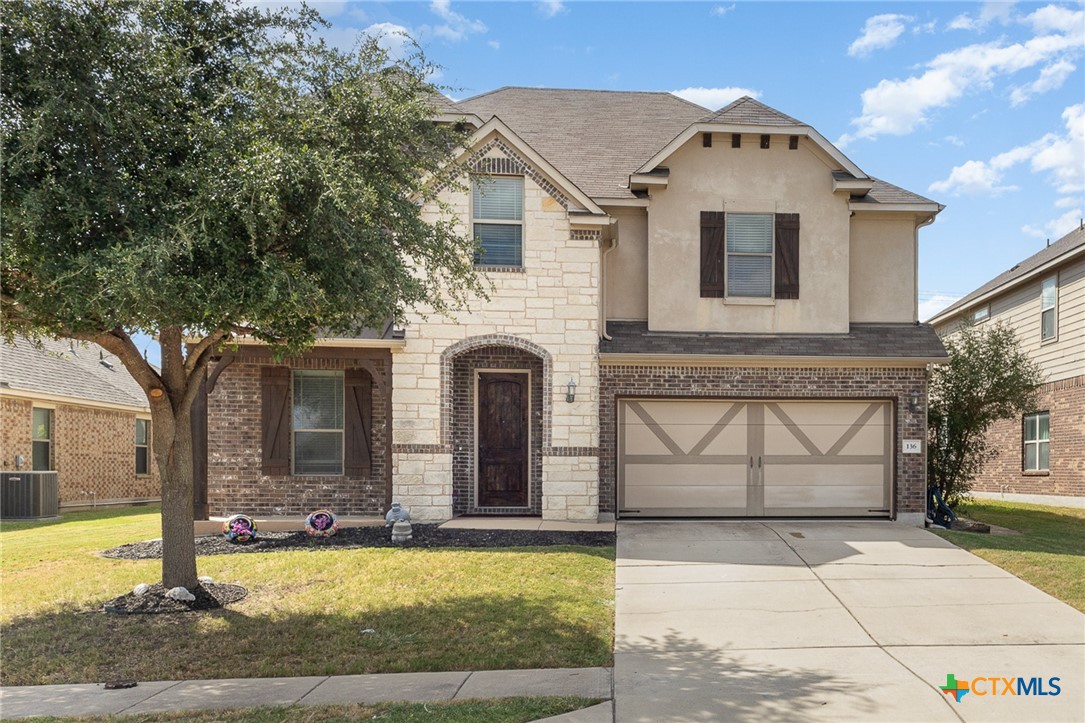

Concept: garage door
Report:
left=618, top=399, right=892, bottom=517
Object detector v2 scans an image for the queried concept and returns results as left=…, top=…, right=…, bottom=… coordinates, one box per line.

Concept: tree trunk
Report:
left=154, top=406, right=198, bottom=590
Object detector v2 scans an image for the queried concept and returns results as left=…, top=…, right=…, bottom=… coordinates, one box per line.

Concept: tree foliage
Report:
left=1, top=0, right=481, bottom=588
left=927, top=322, right=1044, bottom=506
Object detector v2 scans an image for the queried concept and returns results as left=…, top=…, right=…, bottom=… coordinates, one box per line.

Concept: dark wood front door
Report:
left=477, top=372, right=529, bottom=507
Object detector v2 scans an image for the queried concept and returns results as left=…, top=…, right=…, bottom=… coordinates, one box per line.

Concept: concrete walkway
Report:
left=614, top=520, right=1085, bottom=723
left=0, top=668, right=613, bottom=720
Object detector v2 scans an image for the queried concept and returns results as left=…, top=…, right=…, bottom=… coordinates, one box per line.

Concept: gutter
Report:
left=599, top=219, right=619, bottom=341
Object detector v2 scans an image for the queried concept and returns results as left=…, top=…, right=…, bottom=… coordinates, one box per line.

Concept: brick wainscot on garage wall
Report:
left=598, top=365, right=930, bottom=519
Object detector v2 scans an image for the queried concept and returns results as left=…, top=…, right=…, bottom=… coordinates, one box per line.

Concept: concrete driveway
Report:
left=614, top=520, right=1084, bottom=722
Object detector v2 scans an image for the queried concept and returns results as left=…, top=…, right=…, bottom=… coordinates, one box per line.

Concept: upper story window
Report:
left=726, top=213, right=774, bottom=298
left=135, top=419, right=150, bottom=475
left=293, top=370, right=343, bottom=475
left=31, top=408, right=52, bottom=471
left=972, top=305, right=989, bottom=323
left=472, top=176, right=523, bottom=267
left=1023, top=411, right=1049, bottom=471
left=1041, top=276, right=1057, bottom=342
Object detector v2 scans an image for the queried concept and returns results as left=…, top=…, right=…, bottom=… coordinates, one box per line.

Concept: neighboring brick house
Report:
left=930, top=224, right=1085, bottom=505
left=0, top=337, right=159, bottom=508
left=199, top=89, right=947, bottom=525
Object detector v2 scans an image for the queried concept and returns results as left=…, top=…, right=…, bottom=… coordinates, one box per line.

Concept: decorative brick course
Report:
left=206, top=356, right=388, bottom=517
left=0, top=395, right=159, bottom=505
left=465, top=139, right=569, bottom=208
left=968, top=374, right=1085, bottom=498
left=598, top=365, right=930, bottom=516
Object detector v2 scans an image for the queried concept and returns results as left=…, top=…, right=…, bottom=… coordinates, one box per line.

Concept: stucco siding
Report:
left=645, top=136, right=852, bottom=334
left=604, top=208, right=649, bottom=321
left=850, top=214, right=916, bottom=323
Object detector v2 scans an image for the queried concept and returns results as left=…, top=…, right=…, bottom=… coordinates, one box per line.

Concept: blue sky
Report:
left=137, top=1, right=1083, bottom=365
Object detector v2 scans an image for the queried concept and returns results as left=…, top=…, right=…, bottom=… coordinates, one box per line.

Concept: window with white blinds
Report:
left=726, top=213, right=773, bottom=297
left=293, top=370, right=344, bottom=475
left=1041, top=276, right=1057, bottom=341
left=472, top=176, right=523, bottom=267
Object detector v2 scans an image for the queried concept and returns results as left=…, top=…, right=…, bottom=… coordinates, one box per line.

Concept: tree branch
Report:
left=184, top=329, right=227, bottom=376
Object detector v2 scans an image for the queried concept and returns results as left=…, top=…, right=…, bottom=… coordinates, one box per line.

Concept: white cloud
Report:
left=944, top=135, right=965, bottom=146
left=840, top=18, right=1084, bottom=145
left=671, top=86, right=760, bottom=110
left=919, top=294, right=963, bottom=322
left=1010, top=59, right=1077, bottom=105
left=538, top=1, right=566, bottom=18
left=361, top=23, right=414, bottom=60
left=947, top=1, right=1017, bottom=31
left=929, top=103, right=1085, bottom=197
left=1023, top=3, right=1083, bottom=33
left=487, top=40, right=501, bottom=50
left=1022, top=208, right=1083, bottom=240
left=1055, top=196, right=1079, bottom=208
left=848, top=14, right=912, bottom=58
left=426, top=0, right=486, bottom=42
left=712, top=4, right=735, bottom=17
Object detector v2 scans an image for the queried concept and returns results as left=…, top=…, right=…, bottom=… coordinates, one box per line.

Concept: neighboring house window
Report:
left=726, top=213, right=774, bottom=297
left=472, top=176, right=523, bottom=267
left=135, top=419, right=150, bottom=475
left=292, top=370, right=344, bottom=475
left=31, top=408, right=52, bottom=470
left=1041, top=276, right=1057, bottom=341
left=972, top=306, right=989, bottom=323
left=1023, top=412, right=1050, bottom=471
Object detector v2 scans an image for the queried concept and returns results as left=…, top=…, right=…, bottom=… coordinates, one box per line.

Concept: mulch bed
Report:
left=102, top=524, right=616, bottom=561
left=103, top=582, right=248, bottom=615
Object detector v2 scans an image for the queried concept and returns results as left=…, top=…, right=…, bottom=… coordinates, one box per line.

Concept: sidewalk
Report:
left=0, top=667, right=613, bottom=721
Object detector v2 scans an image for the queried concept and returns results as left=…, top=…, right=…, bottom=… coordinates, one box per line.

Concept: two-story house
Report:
left=930, top=224, right=1085, bottom=505
left=195, top=88, right=947, bottom=525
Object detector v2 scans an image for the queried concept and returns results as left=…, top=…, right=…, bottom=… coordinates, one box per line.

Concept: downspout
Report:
left=914, top=212, right=939, bottom=323
left=600, top=219, right=619, bottom=341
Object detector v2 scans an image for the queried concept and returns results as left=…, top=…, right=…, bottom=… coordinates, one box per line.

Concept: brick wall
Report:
left=206, top=356, right=387, bottom=517
left=598, top=365, right=930, bottom=516
left=0, top=395, right=159, bottom=505
left=969, top=374, right=1085, bottom=498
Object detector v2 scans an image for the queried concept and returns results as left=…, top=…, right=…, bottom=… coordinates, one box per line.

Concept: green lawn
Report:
left=933, top=500, right=1085, bottom=612
left=25, top=697, right=602, bottom=723
left=1, top=508, right=615, bottom=686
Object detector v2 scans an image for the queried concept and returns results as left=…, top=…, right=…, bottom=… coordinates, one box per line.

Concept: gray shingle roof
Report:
left=456, top=87, right=708, bottom=198
left=0, top=337, right=149, bottom=408
left=700, top=96, right=805, bottom=126
left=933, top=224, right=1085, bottom=321
left=600, top=322, right=947, bottom=360
left=861, top=178, right=940, bottom=207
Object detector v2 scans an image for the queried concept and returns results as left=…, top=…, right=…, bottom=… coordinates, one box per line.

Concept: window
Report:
left=1041, top=276, right=1057, bottom=341
left=472, top=176, right=523, bottom=267
left=31, top=408, right=51, bottom=470
left=972, top=305, right=989, bottom=323
left=726, top=213, right=773, bottom=297
left=293, top=370, right=343, bottom=475
left=135, top=419, right=150, bottom=475
left=1023, top=412, right=1050, bottom=471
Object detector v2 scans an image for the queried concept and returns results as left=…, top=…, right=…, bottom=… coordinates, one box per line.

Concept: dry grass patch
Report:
left=1, top=508, right=615, bottom=685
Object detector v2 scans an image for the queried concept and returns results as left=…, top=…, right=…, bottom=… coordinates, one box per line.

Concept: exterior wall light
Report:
left=566, top=378, right=577, bottom=403
left=910, top=390, right=920, bottom=413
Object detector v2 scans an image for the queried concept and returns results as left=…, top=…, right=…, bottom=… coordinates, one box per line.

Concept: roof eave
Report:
left=928, top=244, right=1085, bottom=326
left=598, top=353, right=947, bottom=367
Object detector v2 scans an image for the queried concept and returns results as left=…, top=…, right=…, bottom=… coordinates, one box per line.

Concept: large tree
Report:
left=1, top=0, right=482, bottom=589
left=927, top=322, right=1044, bottom=506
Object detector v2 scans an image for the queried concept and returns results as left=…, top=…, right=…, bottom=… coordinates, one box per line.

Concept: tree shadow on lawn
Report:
left=941, top=504, right=1085, bottom=556
left=1, top=591, right=613, bottom=687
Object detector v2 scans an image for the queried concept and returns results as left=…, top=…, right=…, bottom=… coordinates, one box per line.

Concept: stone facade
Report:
left=968, top=374, right=1085, bottom=499
left=205, top=355, right=388, bottom=517
left=390, top=143, right=601, bottom=521
left=598, top=364, right=930, bottom=517
left=0, top=395, right=159, bottom=506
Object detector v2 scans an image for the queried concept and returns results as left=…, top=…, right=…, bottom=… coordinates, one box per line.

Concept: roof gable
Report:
left=700, top=96, right=805, bottom=127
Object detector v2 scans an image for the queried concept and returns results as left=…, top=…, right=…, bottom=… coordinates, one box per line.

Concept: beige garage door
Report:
left=618, top=399, right=892, bottom=517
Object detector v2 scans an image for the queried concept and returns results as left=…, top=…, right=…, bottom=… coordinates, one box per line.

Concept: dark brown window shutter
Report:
left=775, top=213, right=800, bottom=299
left=789, top=135, right=799, bottom=150
left=261, top=366, right=291, bottom=475
left=344, top=369, right=373, bottom=478
left=700, top=211, right=726, bottom=298
left=760, top=134, right=770, bottom=149
left=702, top=132, right=712, bottom=147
